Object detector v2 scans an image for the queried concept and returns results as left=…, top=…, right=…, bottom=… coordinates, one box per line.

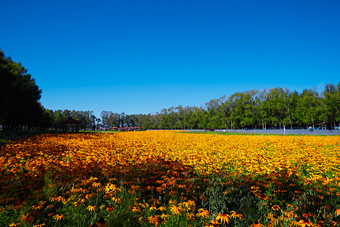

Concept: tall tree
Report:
left=265, top=88, right=287, bottom=129
left=0, top=50, right=44, bottom=130
left=296, top=89, right=321, bottom=129
left=323, top=83, right=340, bottom=128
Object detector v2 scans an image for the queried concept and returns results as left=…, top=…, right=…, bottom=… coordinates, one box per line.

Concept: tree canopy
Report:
left=99, top=84, right=339, bottom=130
left=0, top=50, right=51, bottom=131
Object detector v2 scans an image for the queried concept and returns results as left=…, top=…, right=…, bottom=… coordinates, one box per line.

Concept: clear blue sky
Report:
left=1, top=0, right=339, bottom=117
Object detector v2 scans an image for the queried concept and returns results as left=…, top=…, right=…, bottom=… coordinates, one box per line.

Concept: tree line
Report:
left=101, top=84, right=339, bottom=130
left=0, top=50, right=98, bottom=132
left=1, top=49, right=339, bottom=131
left=44, top=109, right=98, bottom=131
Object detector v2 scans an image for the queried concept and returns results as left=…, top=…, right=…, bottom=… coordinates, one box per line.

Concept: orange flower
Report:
left=149, top=206, right=157, bottom=211
left=250, top=220, right=264, bottom=227
left=107, top=205, right=114, bottom=212
left=215, top=213, right=230, bottom=224
left=53, top=214, right=64, bottom=221
left=272, top=205, right=280, bottom=211
left=230, top=211, right=243, bottom=220
left=87, top=205, right=96, bottom=212
left=9, top=223, right=20, bottom=227
left=196, top=208, right=209, bottom=219
left=33, top=224, right=46, bottom=227
left=210, top=220, right=219, bottom=225
left=111, top=197, right=121, bottom=203
left=148, top=215, right=167, bottom=226
left=298, top=219, right=312, bottom=226
left=158, top=206, right=167, bottom=211
left=170, top=205, right=181, bottom=215
left=335, top=209, right=340, bottom=216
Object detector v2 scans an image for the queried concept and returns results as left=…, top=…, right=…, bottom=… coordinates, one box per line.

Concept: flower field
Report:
left=1, top=131, right=340, bottom=226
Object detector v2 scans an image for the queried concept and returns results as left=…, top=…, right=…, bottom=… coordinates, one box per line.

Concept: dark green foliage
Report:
left=128, top=84, right=339, bottom=130
left=0, top=50, right=48, bottom=131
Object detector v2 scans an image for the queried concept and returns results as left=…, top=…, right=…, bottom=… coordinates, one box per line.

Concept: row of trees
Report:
left=0, top=50, right=100, bottom=132
left=44, top=109, right=98, bottom=130
left=100, top=84, right=339, bottom=130
left=1, top=49, right=338, bottom=131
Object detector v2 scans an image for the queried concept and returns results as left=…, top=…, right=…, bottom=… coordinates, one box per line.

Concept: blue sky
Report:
left=1, top=0, right=339, bottom=117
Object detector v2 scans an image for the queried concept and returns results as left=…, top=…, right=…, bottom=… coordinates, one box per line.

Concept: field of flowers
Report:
left=1, top=131, right=340, bottom=226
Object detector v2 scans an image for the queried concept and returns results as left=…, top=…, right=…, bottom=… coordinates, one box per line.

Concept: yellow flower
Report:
left=148, top=215, right=167, bottom=226
left=272, top=205, right=280, bottom=211
left=215, top=213, right=230, bottom=224
left=92, top=182, right=102, bottom=188
left=196, top=208, right=209, bottom=219
left=160, top=214, right=170, bottom=220
left=158, top=206, right=167, bottom=211
left=230, top=211, right=243, bottom=220
left=87, top=205, right=96, bottom=212
left=210, top=220, right=220, bottom=225
left=170, top=205, right=181, bottom=215
left=111, top=197, right=121, bottom=203
left=149, top=206, right=157, bottom=211
left=53, top=214, right=64, bottom=221
left=9, top=223, right=20, bottom=227
left=33, top=224, right=46, bottom=227
left=132, top=206, right=141, bottom=213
